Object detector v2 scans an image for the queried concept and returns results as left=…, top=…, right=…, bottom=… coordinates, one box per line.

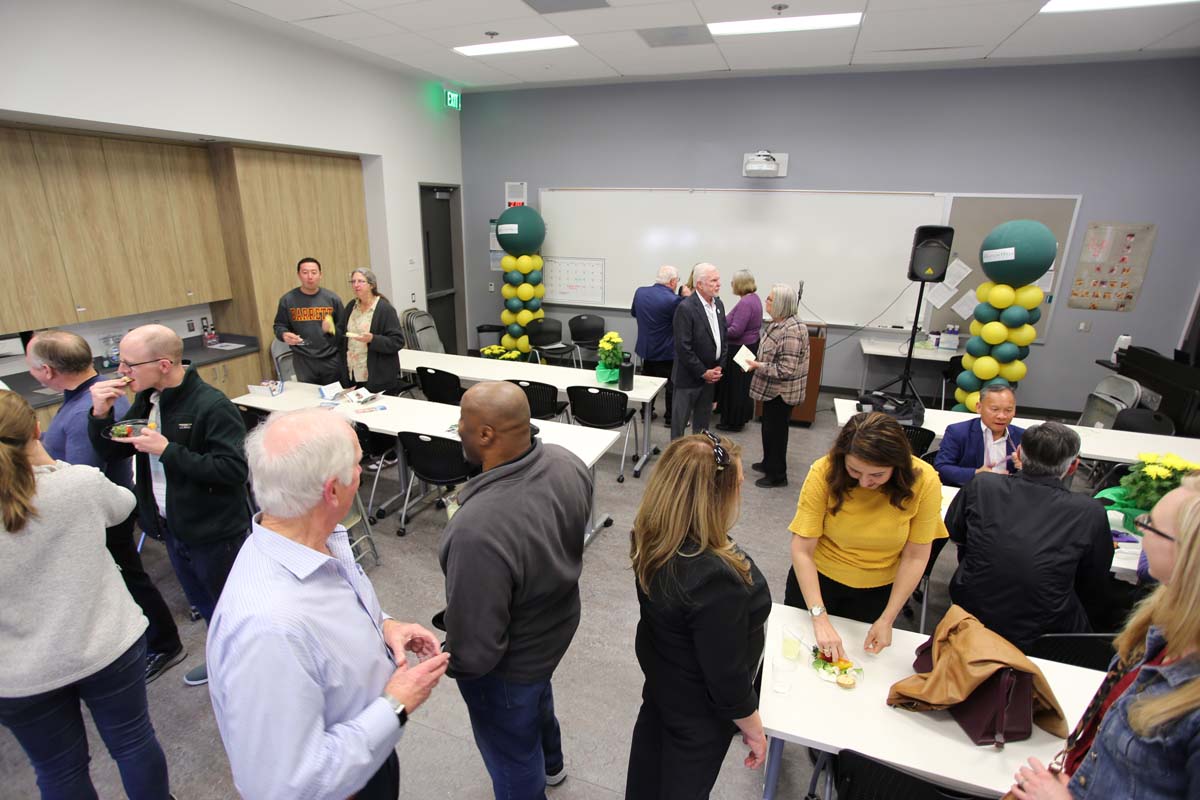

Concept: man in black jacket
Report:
left=670, top=263, right=727, bottom=440
left=945, top=421, right=1113, bottom=652
left=89, top=324, right=250, bottom=687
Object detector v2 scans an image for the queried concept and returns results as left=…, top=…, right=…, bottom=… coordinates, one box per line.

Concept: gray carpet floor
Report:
left=0, top=391, right=963, bottom=799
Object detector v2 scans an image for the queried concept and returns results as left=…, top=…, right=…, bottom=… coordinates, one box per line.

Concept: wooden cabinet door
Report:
left=223, top=353, right=267, bottom=397
left=31, top=132, right=140, bottom=322
left=33, top=402, right=62, bottom=434
left=162, top=145, right=232, bottom=304
left=0, top=129, right=78, bottom=332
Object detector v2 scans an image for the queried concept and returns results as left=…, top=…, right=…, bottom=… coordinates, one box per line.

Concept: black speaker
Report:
left=907, top=225, right=955, bottom=283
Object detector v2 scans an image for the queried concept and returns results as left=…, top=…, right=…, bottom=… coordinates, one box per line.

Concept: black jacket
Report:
left=88, top=368, right=249, bottom=545
left=945, top=472, right=1114, bottom=652
left=635, top=544, right=770, bottom=720
left=671, top=292, right=727, bottom=389
left=336, top=295, right=405, bottom=393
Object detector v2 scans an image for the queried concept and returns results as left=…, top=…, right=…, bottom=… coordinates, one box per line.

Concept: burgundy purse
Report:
left=913, top=637, right=1033, bottom=748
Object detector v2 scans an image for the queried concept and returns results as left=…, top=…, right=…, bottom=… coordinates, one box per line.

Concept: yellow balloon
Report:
left=987, top=284, right=1016, bottom=310
left=1015, top=285, right=1044, bottom=310
left=981, top=321, right=1009, bottom=345
left=954, top=387, right=968, bottom=404
left=961, top=354, right=977, bottom=371
left=500, top=255, right=517, bottom=272
left=532, top=308, right=545, bottom=320
left=501, top=283, right=517, bottom=300
left=965, top=391, right=981, bottom=413
left=501, top=334, right=518, bottom=350
left=972, top=355, right=1000, bottom=380
left=500, top=309, right=516, bottom=325
left=969, top=320, right=983, bottom=337
left=999, top=359, right=1027, bottom=382
left=516, top=283, right=535, bottom=302
left=516, top=255, right=534, bottom=275
left=533, top=284, right=546, bottom=299
left=516, top=335, right=531, bottom=354
left=1008, top=324, right=1037, bottom=347
left=531, top=255, right=543, bottom=270
left=516, top=309, right=534, bottom=327
left=975, top=281, right=996, bottom=302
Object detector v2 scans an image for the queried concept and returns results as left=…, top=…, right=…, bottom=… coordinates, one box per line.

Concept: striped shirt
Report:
left=207, top=518, right=402, bottom=800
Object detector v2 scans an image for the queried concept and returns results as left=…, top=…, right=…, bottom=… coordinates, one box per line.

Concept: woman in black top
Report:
left=336, top=267, right=405, bottom=394
left=626, top=432, right=771, bottom=800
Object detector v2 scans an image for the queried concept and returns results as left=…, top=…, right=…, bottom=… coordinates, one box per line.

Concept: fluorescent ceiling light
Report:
left=1041, top=0, right=1200, bottom=12
left=708, top=12, right=862, bottom=36
left=455, top=35, right=578, bottom=56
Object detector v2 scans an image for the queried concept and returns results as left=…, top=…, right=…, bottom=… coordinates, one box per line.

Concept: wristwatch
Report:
left=382, top=693, right=408, bottom=728
left=809, top=605, right=826, bottom=618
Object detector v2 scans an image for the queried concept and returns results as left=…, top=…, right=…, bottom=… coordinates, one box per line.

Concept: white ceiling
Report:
left=189, top=0, right=1200, bottom=90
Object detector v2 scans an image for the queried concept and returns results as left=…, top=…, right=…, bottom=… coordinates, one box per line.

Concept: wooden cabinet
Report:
left=33, top=402, right=62, bottom=434
left=162, top=145, right=232, bottom=304
left=197, top=353, right=267, bottom=399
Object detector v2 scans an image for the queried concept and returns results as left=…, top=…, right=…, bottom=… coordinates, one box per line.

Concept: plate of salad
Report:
left=102, top=419, right=155, bottom=439
left=811, top=645, right=865, bottom=689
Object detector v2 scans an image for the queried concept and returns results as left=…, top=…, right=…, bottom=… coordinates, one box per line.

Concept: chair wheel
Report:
left=376, top=508, right=388, bottom=519
left=368, top=516, right=377, bottom=525
left=652, top=446, right=660, bottom=455
left=603, top=518, right=613, bottom=528
left=397, top=527, right=407, bottom=537
left=633, top=469, right=641, bottom=478
left=617, top=474, right=625, bottom=483
left=435, top=498, right=446, bottom=509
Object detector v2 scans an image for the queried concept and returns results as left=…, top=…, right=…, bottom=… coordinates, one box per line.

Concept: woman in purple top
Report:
left=716, top=270, right=763, bottom=432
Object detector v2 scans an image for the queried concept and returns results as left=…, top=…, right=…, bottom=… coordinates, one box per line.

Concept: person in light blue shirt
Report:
left=207, top=408, right=449, bottom=800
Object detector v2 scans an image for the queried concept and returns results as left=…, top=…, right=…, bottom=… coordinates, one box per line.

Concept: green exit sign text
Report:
left=445, top=90, right=462, bottom=111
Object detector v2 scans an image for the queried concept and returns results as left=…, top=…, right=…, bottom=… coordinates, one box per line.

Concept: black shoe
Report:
left=751, top=462, right=767, bottom=473
left=145, top=645, right=186, bottom=684
left=715, top=423, right=743, bottom=432
left=755, top=475, right=788, bottom=488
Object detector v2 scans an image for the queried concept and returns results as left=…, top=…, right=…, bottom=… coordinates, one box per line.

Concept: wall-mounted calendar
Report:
left=542, top=257, right=605, bottom=305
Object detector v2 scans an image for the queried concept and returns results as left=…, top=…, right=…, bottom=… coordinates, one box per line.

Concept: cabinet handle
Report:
left=186, top=290, right=194, bottom=296
left=76, top=307, right=86, bottom=312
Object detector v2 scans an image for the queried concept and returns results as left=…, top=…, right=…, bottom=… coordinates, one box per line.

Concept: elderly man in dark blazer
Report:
left=935, top=384, right=1025, bottom=487
left=670, top=263, right=727, bottom=440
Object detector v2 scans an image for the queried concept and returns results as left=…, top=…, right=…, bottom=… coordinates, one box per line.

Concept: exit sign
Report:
left=445, top=89, right=462, bottom=111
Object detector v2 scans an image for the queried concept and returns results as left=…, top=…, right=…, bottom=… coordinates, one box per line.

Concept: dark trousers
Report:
left=160, top=519, right=245, bottom=624
left=107, top=514, right=180, bottom=656
left=759, top=396, right=795, bottom=481
left=784, top=568, right=892, bottom=624
left=293, top=354, right=340, bottom=386
left=671, top=383, right=716, bottom=440
left=625, top=690, right=736, bottom=800
left=456, top=673, right=563, bottom=800
left=640, top=359, right=674, bottom=422
left=0, top=636, right=170, bottom=800
left=356, top=751, right=400, bottom=800
left=718, top=341, right=757, bottom=428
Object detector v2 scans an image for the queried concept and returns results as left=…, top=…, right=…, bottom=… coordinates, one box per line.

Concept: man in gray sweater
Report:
left=441, top=381, right=593, bottom=798
left=272, top=257, right=344, bottom=385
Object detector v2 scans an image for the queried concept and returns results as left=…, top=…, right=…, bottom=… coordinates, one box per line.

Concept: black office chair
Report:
left=903, top=537, right=950, bottom=633
left=1028, top=633, right=1116, bottom=671
left=904, top=426, right=937, bottom=457
left=921, top=449, right=939, bottom=466
left=568, top=385, right=639, bottom=483
left=352, top=421, right=399, bottom=524
left=1114, top=407, right=1175, bottom=435
left=836, top=750, right=992, bottom=800
left=940, top=356, right=964, bottom=410
left=509, top=379, right=569, bottom=422
left=568, top=314, right=605, bottom=365
left=475, top=323, right=505, bottom=350
left=527, top=318, right=580, bottom=367
left=396, top=432, right=476, bottom=537
left=416, top=366, right=465, bottom=405
left=238, top=406, right=268, bottom=433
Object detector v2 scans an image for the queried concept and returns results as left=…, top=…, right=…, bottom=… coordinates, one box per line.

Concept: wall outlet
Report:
left=186, top=319, right=195, bottom=332
left=411, top=292, right=417, bottom=302
left=489, top=282, right=496, bottom=293
left=1077, top=321, right=1091, bottom=332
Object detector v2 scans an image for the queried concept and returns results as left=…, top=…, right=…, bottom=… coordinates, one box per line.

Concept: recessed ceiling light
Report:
left=454, top=35, right=579, bottom=56
left=1041, top=0, right=1200, bottom=11
left=707, top=12, right=862, bottom=36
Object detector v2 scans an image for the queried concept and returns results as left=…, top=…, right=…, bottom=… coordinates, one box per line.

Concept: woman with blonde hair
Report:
left=626, top=432, right=770, bottom=799
left=716, top=269, right=763, bottom=432
left=0, top=391, right=171, bottom=798
left=1010, top=473, right=1200, bottom=799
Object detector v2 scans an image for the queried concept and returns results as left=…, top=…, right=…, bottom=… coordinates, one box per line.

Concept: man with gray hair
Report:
left=208, top=408, right=449, bottom=800
left=670, top=262, right=727, bottom=439
left=945, top=421, right=1113, bottom=651
left=631, top=264, right=682, bottom=426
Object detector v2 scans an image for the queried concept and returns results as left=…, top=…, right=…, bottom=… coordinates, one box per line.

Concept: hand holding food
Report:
left=811, top=645, right=864, bottom=689
left=863, top=619, right=894, bottom=654
left=812, top=615, right=846, bottom=663
left=114, top=425, right=168, bottom=457
left=322, top=314, right=336, bottom=335
left=90, top=376, right=132, bottom=417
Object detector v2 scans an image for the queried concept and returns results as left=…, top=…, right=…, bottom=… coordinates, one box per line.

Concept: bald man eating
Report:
left=440, top=381, right=593, bottom=797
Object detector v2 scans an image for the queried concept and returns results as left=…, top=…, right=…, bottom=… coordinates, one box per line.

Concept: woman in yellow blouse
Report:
left=787, top=411, right=947, bottom=663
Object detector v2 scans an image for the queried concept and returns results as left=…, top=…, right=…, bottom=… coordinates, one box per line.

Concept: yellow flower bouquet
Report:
left=1095, top=452, right=1200, bottom=533
left=595, top=331, right=624, bottom=383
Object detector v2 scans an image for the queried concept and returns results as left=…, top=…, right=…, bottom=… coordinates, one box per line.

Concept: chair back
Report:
left=921, top=449, right=939, bottom=466
left=509, top=379, right=563, bottom=421
left=353, top=421, right=395, bottom=459
left=567, top=385, right=629, bottom=429
left=1114, top=407, right=1175, bottom=435
left=238, top=406, right=267, bottom=433
left=1093, top=375, right=1140, bottom=409
left=274, top=351, right=297, bottom=383
left=398, top=432, right=474, bottom=486
left=1077, top=393, right=1122, bottom=429
left=1028, top=633, right=1116, bottom=671
left=526, top=317, right=564, bottom=347
left=417, top=366, right=464, bottom=405
left=568, top=314, right=606, bottom=346
left=835, top=750, right=991, bottom=800
left=269, top=338, right=291, bottom=361
left=903, top=426, right=937, bottom=457
left=924, top=536, right=949, bottom=580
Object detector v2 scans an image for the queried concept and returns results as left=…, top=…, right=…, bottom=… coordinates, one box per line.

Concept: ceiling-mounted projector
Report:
left=742, top=150, right=788, bottom=178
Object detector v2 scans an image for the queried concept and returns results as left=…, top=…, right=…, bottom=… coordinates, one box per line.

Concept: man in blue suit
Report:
left=935, top=384, right=1025, bottom=487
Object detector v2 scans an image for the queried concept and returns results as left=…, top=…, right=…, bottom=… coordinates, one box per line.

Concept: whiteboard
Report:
left=539, top=188, right=949, bottom=328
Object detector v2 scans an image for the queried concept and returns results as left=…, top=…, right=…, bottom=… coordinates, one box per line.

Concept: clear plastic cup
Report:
left=781, top=625, right=805, bottom=661
left=772, top=656, right=798, bottom=694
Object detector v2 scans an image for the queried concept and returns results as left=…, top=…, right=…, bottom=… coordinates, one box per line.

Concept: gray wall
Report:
left=461, top=59, right=1200, bottom=412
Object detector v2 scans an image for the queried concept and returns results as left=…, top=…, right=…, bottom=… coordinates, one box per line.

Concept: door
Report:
left=419, top=186, right=461, bottom=354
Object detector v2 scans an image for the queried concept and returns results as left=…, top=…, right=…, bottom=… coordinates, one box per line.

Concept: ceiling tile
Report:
left=344, top=0, right=423, bottom=9
left=693, top=0, right=866, bottom=24
left=524, top=0, right=609, bottom=12
left=857, top=2, right=1039, bottom=52
left=385, top=48, right=523, bottom=86
left=293, top=11, right=405, bottom=39
left=230, top=0, right=357, bottom=21
left=346, top=31, right=445, bottom=56
left=1146, top=18, right=1200, bottom=50
left=714, top=27, right=858, bottom=69
left=604, top=0, right=682, bottom=5
left=577, top=30, right=730, bottom=73
left=991, top=5, right=1200, bottom=58
left=475, top=45, right=621, bottom=81
left=420, top=16, right=565, bottom=47
left=542, top=1, right=702, bottom=35
left=866, top=0, right=1029, bottom=9
left=852, top=44, right=992, bottom=64
left=372, top=0, right=537, bottom=31
left=638, top=25, right=715, bottom=46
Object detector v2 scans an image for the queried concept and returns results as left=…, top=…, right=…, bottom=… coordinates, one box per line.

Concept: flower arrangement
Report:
left=1095, top=452, right=1200, bottom=533
left=480, top=345, right=507, bottom=359
left=498, top=350, right=522, bottom=361
left=596, top=331, right=624, bottom=370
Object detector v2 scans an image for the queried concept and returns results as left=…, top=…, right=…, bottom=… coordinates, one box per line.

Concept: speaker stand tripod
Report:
left=871, top=281, right=927, bottom=402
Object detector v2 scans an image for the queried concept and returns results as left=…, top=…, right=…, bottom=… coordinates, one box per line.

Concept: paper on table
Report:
left=207, top=342, right=246, bottom=350
left=733, top=345, right=755, bottom=371
left=925, top=283, right=956, bottom=309
left=944, top=258, right=971, bottom=289
left=950, top=291, right=978, bottom=321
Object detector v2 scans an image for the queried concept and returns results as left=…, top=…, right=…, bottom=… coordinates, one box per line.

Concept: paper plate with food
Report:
left=811, top=646, right=865, bottom=689
left=103, top=419, right=156, bottom=439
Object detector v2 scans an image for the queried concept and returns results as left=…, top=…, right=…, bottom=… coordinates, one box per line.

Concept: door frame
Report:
left=418, top=182, right=468, bottom=355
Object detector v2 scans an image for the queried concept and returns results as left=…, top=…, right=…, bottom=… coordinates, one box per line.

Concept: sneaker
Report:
left=365, top=456, right=398, bottom=472
left=546, top=767, right=567, bottom=787
left=755, top=475, right=788, bottom=489
left=183, top=662, right=208, bottom=686
left=145, top=645, right=186, bottom=684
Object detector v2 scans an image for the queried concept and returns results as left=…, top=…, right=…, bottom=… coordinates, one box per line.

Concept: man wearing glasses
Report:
left=943, top=421, right=1114, bottom=651
left=88, top=324, right=250, bottom=688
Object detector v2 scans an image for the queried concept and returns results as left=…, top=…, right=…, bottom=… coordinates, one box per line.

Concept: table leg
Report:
left=761, top=737, right=785, bottom=800
left=584, top=466, right=613, bottom=547
left=632, top=400, right=655, bottom=479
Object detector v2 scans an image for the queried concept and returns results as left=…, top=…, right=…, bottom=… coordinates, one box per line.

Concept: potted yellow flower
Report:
left=480, top=344, right=508, bottom=359
left=1095, top=452, right=1200, bottom=533
left=595, top=331, right=624, bottom=384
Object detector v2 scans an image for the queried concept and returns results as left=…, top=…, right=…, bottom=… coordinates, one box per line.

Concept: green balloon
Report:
left=505, top=297, right=523, bottom=312
left=505, top=269, right=524, bottom=286
left=956, top=371, right=982, bottom=392
left=991, top=342, right=1020, bottom=363
left=496, top=206, right=546, bottom=257
left=999, top=305, right=1030, bottom=327
left=983, top=377, right=1011, bottom=388
left=507, top=323, right=524, bottom=338
left=952, top=403, right=969, bottom=412
left=974, top=303, right=1001, bottom=324
left=980, top=220, right=1057, bottom=286
left=525, top=297, right=542, bottom=311
left=527, top=269, right=543, bottom=286
left=1027, top=307, right=1042, bottom=325
left=1017, top=345, right=1031, bottom=359
left=965, top=336, right=991, bottom=357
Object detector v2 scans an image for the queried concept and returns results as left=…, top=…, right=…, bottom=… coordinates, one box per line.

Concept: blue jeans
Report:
left=0, top=636, right=170, bottom=799
left=160, top=518, right=245, bottom=623
left=457, top=674, right=563, bottom=800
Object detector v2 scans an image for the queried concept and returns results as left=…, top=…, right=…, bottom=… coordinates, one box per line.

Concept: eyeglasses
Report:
left=1134, top=514, right=1175, bottom=542
left=700, top=430, right=730, bottom=472
left=119, top=357, right=171, bottom=370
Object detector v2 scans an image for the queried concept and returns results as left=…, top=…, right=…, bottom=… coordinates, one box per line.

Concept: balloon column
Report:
left=494, top=206, right=547, bottom=355
left=953, top=220, right=1057, bottom=412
